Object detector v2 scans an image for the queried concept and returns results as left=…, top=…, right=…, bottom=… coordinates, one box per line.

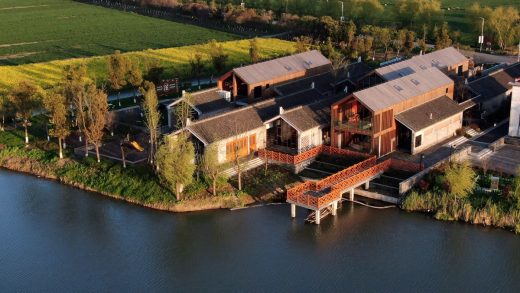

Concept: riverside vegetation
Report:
left=401, top=161, right=520, bottom=234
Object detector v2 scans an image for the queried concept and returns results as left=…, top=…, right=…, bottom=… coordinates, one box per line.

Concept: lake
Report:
left=1, top=169, right=519, bottom=292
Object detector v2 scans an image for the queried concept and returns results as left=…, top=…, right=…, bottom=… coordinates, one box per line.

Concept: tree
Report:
left=155, top=134, right=196, bottom=200
left=374, top=27, right=392, bottom=60
left=208, top=40, right=228, bottom=73
left=294, top=36, right=312, bottom=53
left=394, top=29, right=407, bottom=56
left=127, top=60, right=143, bottom=98
left=175, top=92, right=194, bottom=129
left=8, top=81, right=41, bottom=144
left=107, top=50, right=129, bottom=92
left=488, top=6, right=519, bottom=51
left=0, top=91, right=12, bottom=131
left=443, top=161, right=476, bottom=202
left=43, top=89, right=70, bottom=159
left=249, top=38, right=260, bottom=63
left=201, top=143, right=221, bottom=196
left=83, top=85, right=108, bottom=162
left=343, top=20, right=357, bottom=50
left=189, top=51, right=205, bottom=87
left=435, top=22, right=452, bottom=49
left=405, top=30, right=416, bottom=54
left=140, top=81, right=161, bottom=164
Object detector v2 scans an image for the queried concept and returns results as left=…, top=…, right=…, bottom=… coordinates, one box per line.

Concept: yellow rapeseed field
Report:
left=0, top=38, right=295, bottom=91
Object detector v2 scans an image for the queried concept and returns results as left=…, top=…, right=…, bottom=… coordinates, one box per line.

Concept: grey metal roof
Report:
left=233, top=50, right=331, bottom=85
left=395, top=96, right=463, bottom=132
left=354, top=67, right=453, bottom=113
left=280, top=97, right=335, bottom=132
left=375, top=47, right=467, bottom=81
left=168, top=87, right=234, bottom=115
left=469, top=62, right=520, bottom=104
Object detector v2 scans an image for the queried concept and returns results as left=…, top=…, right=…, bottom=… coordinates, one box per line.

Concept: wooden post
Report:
left=291, top=204, right=296, bottom=218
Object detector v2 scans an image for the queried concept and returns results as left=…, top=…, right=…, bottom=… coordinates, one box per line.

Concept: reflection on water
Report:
left=1, top=169, right=519, bottom=292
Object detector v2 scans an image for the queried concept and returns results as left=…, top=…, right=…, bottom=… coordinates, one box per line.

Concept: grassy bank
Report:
left=0, top=0, right=238, bottom=65
left=0, top=38, right=295, bottom=91
left=0, top=124, right=300, bottom=212
left=401, top=163, right=520, bottom=233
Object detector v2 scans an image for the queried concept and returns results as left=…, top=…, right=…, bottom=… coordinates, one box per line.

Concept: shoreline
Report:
left=0, top=157, right=254, bottom=214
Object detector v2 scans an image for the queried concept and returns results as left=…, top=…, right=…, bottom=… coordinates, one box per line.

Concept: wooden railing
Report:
left=258, top=145, right=370, bottom=166
left=315, top=156, right=376, bottom=190
left=287, top=159, right=394, bottom=210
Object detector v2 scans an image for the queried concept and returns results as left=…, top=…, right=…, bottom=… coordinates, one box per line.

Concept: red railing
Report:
left=315, top=156, right=376, bottom=190
left=287, top=159, right=393, bottom=210
left=258, top=145, right=371, bottom=166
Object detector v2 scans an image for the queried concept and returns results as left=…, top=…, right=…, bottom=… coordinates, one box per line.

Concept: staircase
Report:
left=445, top=136, right=468, bottom=148
left=466, top=128, right=479, bottom=137
left=221, top=157, right=265, bottom=177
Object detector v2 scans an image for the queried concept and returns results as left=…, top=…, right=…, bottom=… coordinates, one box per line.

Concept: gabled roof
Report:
left=273, top=97, right=335, bottom=132
left=354, top=67, right=453, bottom=113
left=375, top=47, right=467, bottom=81
left=395, top=96, right=463, bottom=132
left=186, top=89, right=329, bottom=144
left=233, top=50, right=331, bottom=85
left=469, top=62, right=520, bottom=104
left=168, top=87, right=235, bottom=115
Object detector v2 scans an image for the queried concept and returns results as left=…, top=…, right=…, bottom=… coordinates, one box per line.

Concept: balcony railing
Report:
left=335, top=117, right=373, bottom=133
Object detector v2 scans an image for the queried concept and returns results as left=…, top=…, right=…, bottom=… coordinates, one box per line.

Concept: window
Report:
left=226, top=137, right=248, bottom=161
left=393, top=85, right=403, bottom=91
left=411, top=79, right=420, bottom=86
left=415, top=135, right=422, bottom=148
left=446, top=87, right=449, bottom=94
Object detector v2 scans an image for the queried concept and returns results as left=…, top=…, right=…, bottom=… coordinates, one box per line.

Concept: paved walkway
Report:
left=460, top=49, right=519, bottom=65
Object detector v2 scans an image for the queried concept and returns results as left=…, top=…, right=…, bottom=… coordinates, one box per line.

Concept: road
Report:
left=460, top=49, right=519, bottom=65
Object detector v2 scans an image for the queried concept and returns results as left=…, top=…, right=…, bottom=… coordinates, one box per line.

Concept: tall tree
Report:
left=127, top=60, right=143, bottom=98
left=443, top=161, right=476, bottom=203
left=175, top=92, right=194, bottom=129
left=405, top=30, right=416, bottom=54
left=0, top=91, right=12, bottom=131
left=140, top=81, right=161, bottom=164
left=107, top=50, right=129, bottom=92
left=43, top=89, right=70, bottom=159
left=249, top=38, right=260, bottom=63
left=394, top=29, right=407, bottom=56
left=201, top=143, right=221, bottom=196
left=435, top=22, right=452, bottom=49
left=189, top=51, right=205, bottom=87
left=489, top=6, right=520, bottom=51
left=84, top=85, right=108, bottom=162
left=294, top=36, right=312, bottom=53
left=208, top=40, right=229, bottom=73
left=155, top=134, right=196, bottom=200
left=8, top=81, right=41, bottom=144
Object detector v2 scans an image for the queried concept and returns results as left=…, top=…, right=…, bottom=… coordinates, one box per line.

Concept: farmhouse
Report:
left=468, top=62, right=520, bottom=119
left=184, top=89, right=333, bottom=163
left=331, top=67, right=463, bottom=156
left=217, top=50, right=332, bottom=102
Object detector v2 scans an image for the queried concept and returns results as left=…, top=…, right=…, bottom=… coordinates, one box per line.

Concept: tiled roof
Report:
left=280, top=97, right=335, bottom=132
left=168, top=87, right=234, bottom=115
left=375, top=47, right=467, bottom=81
left=469, top=62, right=520, bottom=104
left=354, top=67, right=453, bottom=113
left=233, top=50, right=331, bottom=85
left=395, top=96, right=463, bottom=132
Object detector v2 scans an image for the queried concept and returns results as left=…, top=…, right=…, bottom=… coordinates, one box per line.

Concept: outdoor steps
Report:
left=221, top=157, right=265, bottom=177
left=466, top=129, right=479, bottom=137
left=444, top=136, right=468, bottom=148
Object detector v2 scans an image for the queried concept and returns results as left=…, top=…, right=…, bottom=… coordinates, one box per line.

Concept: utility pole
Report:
left=479, top=17, right=485, bottom=52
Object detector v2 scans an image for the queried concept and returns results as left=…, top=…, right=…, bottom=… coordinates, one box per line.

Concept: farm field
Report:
left=0, top=0, right=238, bottom=65
left=0, top=38, right=296, bottom=91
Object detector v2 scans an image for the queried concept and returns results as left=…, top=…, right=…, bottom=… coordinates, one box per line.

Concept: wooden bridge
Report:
left=287, top=157, right=404, bottom=224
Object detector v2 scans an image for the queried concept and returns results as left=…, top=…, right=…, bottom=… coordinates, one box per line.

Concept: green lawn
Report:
left=0, top=0, right=238, bottom=65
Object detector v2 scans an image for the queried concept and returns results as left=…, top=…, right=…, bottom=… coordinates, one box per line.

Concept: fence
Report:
left=258, top=145, right=370, bottom=166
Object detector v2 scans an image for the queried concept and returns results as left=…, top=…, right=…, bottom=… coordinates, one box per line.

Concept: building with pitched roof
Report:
left=217, top=50, right=332, bottom=102
left=331, top=67, right=463, bottom=156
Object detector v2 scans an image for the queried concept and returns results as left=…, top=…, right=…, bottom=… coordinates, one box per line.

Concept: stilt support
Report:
left=332, top=201, right=338, bottom=216
left=315, top=209, right=321, bottom=225
left=349, top=189, right=354, bottom=201
left=291, top=204, right=296, bottom=218
left=365, top=181, right=370, bottom=190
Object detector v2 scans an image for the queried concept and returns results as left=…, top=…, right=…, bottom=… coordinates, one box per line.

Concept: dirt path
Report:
left=0, top=5, right=49, bottom=11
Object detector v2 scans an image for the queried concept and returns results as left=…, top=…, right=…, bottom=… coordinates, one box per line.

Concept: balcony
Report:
left=335, top=116, right=373, bottom=135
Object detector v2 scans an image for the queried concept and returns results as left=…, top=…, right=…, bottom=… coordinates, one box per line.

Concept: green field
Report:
left=0, top=0, right=238, bottom=65
left=0, top=38, right=296, bottom=91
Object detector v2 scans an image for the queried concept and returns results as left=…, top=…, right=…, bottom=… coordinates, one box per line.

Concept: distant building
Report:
left=217, top=50, right=332, bottom=102
left=508, top=80, right=520, bottom=137
left=468, top=62, right=520, bottom=119
left=331, top=67, right=463, bottom=156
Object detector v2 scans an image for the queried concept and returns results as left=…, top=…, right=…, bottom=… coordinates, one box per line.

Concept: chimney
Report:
left=420, top=50, right=423, bottom=55
left=182, top=90, right=186, bottom=97
left=279, top=107, right=284, bottom=115
left=186, top=118, right=191, bottom=126
left=429, top=113, right=433, bottom=120
left=310, top=82, right=315, bottom=89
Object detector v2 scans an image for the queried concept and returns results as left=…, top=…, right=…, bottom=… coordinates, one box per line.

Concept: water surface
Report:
left=1, top=170, right=519, bottom=292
